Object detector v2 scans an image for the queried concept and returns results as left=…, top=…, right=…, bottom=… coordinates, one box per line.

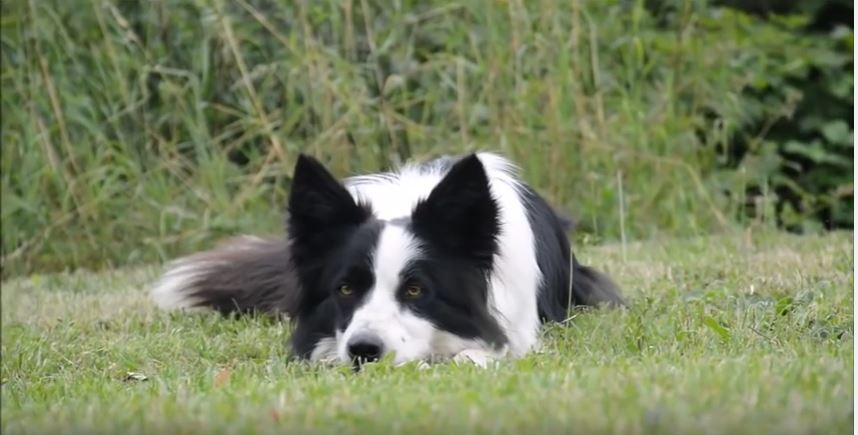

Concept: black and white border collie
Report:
left=152, top=152, right=625, bottom=368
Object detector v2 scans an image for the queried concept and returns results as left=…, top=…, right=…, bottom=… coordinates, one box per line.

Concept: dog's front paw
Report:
left=452, top=349, right=497, bottom=369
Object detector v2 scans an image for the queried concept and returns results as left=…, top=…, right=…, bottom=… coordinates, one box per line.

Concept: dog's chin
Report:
left=336, top=347, right=500, bottom=372
left=333, top=349, right=436, bottom=369
left=390, top=350, right=470, bottom=367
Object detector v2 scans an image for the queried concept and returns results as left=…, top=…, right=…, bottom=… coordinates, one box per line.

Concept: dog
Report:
left=151, top=152, right=625, bottom=368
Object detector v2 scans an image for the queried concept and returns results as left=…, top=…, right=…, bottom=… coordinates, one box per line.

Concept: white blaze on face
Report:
left=337, top=224, right=437, bottom=364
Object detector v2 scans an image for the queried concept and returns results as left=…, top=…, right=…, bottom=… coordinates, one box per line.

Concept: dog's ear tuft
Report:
left=411, top=154, right=500, bottom=268
left=286, top=154, right=371, bottom=249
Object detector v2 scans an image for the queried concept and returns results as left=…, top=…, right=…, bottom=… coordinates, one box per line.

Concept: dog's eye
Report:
left=404, top=285, right=423, bottom=299
left=338, top=284, right=353, bottom=296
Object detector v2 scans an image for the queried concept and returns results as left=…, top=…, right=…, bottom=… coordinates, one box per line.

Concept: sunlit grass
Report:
left=2, top=230, right=852, bottom=434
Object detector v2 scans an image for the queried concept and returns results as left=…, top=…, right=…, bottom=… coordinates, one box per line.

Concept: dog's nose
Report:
left=347, top=332, right=384, bottom=364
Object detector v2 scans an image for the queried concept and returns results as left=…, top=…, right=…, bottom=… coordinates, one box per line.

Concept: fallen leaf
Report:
left=214, top=368, right=231, bottom=387
left=124, top=372, right=148, bottom=382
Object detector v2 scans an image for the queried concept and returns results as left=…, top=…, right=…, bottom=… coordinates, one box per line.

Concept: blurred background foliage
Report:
left=1, top=0, right=852, bottom=278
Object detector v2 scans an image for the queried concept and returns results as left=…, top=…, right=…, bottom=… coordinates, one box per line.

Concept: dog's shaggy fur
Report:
left=152, top=152, right=624, bottom=367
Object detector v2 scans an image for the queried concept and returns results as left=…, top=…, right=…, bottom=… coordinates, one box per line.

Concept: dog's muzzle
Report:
left=347, top=331, right=384, bottom=368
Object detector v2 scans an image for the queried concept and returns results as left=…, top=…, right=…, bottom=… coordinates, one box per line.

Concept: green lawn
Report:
left=1, top=230, right=853, bottom=435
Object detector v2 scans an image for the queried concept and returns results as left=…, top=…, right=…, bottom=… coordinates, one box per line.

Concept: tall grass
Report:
left=2, top=0, right=796, bottom=277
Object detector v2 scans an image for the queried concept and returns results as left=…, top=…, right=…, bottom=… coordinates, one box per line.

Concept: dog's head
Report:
left=286, top=154, right=508, bottom=366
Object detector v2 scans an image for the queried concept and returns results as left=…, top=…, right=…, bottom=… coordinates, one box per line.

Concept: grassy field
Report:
left=1, top=229, right=852, bottom=435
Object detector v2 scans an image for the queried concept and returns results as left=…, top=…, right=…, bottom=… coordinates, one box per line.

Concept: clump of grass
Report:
left=1, top=230, right=852, bottom=434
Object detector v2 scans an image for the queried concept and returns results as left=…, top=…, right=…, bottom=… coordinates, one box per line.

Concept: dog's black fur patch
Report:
left=158, top=153, right=626, bottom=361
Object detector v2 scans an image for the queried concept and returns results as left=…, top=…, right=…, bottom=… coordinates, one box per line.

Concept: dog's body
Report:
left=152, top=152, right=624, bottom=367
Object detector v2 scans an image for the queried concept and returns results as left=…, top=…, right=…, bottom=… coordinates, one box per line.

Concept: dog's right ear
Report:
left=286, top=154, right=371, bottom=249
left=410, top=154, right=499, bottom=269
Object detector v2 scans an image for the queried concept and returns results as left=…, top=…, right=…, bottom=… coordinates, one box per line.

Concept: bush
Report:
left=1, top=0, right=852, bottom=277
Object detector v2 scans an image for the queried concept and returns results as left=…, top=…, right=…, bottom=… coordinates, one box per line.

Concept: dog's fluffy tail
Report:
left=570, top=254, right=626, bottom=308
left=554, top=207, right=626, bottom=308
left=151, top=236, right=300, bottom=317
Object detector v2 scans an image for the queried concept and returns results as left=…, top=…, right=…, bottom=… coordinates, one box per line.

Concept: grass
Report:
left=1, top=229, right=853, bottom=435
left=6, top=0, right=842, bottom=278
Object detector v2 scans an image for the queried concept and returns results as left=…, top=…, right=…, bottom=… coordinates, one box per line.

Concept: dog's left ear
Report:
left=411, top=154, right=500, bottom=268
left=286, top=154, right=372, bottom=253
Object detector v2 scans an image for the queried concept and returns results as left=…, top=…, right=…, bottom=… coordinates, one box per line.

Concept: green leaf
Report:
left=775, top=296, right=795, bottom=316
left=703, top=316, right=731, bottom=341
left=821, top=120, right=852, bottom=147
left=783, top=140, right=849, bottom=166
